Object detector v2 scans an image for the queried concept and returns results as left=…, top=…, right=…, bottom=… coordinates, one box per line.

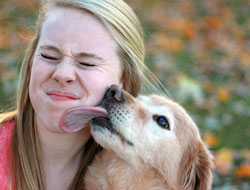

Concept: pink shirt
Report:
left=0, top=120, right=15, bottom=190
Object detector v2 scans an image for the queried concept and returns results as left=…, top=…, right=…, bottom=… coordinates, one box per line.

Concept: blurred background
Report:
left=0, top=0, right=249, bottom=189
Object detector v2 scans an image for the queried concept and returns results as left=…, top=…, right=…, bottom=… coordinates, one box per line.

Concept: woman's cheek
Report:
left=82, top=71, right=121, bottom=103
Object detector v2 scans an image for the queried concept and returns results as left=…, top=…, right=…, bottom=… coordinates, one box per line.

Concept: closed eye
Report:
left=40, top=53, right=60, bottom=61
left=78, top=62, right=96, bottom=67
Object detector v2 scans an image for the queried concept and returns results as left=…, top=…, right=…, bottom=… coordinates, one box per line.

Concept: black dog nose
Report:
left=105, top=85, right=124, bottom=102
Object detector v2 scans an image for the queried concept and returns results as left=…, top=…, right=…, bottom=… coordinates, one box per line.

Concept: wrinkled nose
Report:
left=104, top=84, right=124, bottom=103
left=52, top=62, right=76, bottom=86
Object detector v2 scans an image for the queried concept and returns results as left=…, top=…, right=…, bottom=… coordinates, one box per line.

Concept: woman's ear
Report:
left=178, top=141, right=214, bottom=190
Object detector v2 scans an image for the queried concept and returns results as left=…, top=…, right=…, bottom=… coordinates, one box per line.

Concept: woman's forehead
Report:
left=39, top=6, right=118, bottom=58
left=42, top=6, right=110, bottom=40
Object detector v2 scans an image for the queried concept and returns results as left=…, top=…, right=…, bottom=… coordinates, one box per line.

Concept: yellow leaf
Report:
left=217, top=88, right=231, bottom=103
left=205, top=16, right=223, bottom=30
left=240, top=52, right=250, bottom=66
left=203, top=132, right=219, bottom=148
left=166, top=19, right=196, bottom=40
left=235, top=164, right=250, bottom=178
left=215, top=149, right=234, bottom=176
left=154, top=33, right=184, bottom=53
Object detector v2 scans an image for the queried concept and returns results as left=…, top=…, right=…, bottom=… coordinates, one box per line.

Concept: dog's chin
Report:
left=91, top=117, right=115, bottom=133
left=91, top=117, right=134, bottom=146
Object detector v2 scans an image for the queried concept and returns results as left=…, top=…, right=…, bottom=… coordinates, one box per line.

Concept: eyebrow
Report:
left=39, top=45, right=104, bottom=61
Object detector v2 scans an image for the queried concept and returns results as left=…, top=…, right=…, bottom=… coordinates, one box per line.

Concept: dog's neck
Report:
left=155, top=163, right=180, bottom=189
left=126, top=155, right=180, bottom=189
left=139, top=151, right=181, bottom=189
left=128, top=160, right=178, bottom=190
left=106, top=150, right=178, bottom=189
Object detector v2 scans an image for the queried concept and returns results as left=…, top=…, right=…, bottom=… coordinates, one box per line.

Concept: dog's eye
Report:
left=153, top=115, right=170, bottom=130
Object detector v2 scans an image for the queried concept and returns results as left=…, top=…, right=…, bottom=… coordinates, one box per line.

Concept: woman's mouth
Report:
left=46, top=91, right=80, bottom=101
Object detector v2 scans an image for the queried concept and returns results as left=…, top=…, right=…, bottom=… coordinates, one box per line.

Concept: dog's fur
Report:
left=85, top=90, right=214, bottom=190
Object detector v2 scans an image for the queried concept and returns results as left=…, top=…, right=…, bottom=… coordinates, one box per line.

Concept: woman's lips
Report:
left=47, top=91, right=80, bottom=101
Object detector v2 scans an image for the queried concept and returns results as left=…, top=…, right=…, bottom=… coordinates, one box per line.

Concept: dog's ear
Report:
left=178, top=141, right=214, bottom=190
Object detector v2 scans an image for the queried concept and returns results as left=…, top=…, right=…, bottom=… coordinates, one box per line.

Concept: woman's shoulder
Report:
left=0, top=119, right=16, bottom=131
left=0, top=111, right=16, bottom=132
left=0, top=116, right=16, bottom=141
left=0, top=110, right=16, bottom=123
left=0, top=115, right=16, bottom=188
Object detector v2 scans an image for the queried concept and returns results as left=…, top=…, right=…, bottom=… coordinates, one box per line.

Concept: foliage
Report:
left=127, top=0, right=250, bottom=188
left=0, top=0, right=249, bottom=188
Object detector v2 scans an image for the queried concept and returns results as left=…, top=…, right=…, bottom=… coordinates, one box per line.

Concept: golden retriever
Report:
left=85, top=85, right=214, bottom=190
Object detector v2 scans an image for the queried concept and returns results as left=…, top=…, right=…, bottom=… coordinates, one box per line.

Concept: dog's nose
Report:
left=105, top=85, right=124, bottom=103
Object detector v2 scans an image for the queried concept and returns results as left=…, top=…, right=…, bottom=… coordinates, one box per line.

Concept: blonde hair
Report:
left=0, top=0, right=166, bottom=189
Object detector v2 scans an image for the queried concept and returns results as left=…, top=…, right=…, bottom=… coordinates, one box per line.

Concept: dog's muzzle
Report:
left=91, top=85, right=134, bottom=146
left=101, top=84, right=125, bottom=107
left=92, top=84, right=125, bottom=127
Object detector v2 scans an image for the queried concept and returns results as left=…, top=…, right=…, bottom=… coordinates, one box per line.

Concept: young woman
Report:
left=0, top=0, right=159, bottom=189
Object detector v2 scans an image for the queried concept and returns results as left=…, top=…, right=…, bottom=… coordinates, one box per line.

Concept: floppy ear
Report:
left=178, top=141, right=214, bottom=190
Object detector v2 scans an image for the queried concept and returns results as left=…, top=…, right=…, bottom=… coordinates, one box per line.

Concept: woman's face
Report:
left=29, top=7, right=122, bottom=133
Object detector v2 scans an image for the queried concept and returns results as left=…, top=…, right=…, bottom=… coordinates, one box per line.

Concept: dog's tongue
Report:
left=59, top=106, right=108, bottom=133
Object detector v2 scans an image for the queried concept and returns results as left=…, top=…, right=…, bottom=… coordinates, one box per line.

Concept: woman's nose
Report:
left=51, top=60, right=76, bottom=86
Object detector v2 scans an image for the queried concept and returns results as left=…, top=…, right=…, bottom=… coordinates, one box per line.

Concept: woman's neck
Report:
left=37, top=122, right=91, bottom=190
left=37, top=122, right=90, bottom=170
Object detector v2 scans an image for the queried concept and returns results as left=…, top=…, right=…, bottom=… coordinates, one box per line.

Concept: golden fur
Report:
left=85, top=92, right=214, bottom=190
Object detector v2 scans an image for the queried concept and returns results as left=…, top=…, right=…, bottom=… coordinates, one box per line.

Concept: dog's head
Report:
left=91, top=85, right=213, bottom=189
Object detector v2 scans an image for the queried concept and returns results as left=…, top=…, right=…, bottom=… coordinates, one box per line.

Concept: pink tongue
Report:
left=59, top=106, right=108, bottom=133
